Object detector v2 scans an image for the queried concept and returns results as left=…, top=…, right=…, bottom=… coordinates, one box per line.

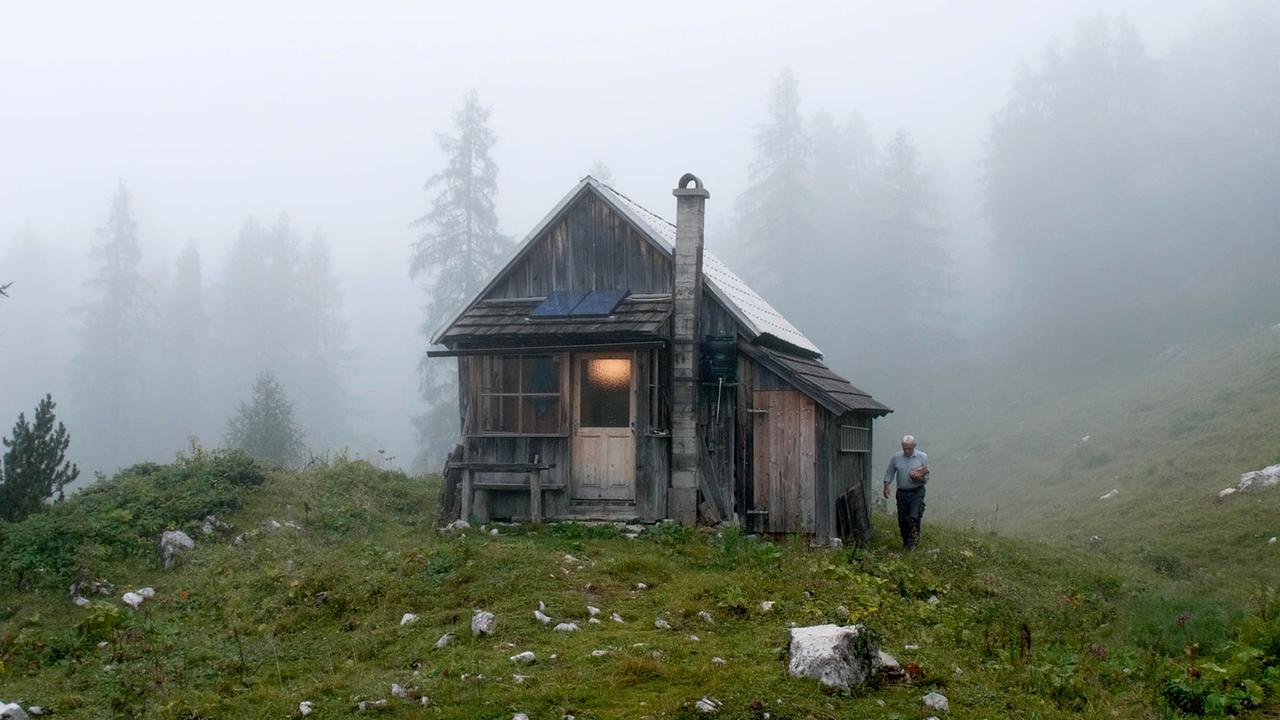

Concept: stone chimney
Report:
left=669, top=173, right=709, bottom=526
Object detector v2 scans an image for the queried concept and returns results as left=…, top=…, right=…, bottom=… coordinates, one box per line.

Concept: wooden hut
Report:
left=429, top=173, right=891, bottom=543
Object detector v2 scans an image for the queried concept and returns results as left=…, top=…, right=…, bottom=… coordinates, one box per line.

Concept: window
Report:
left=839, top=424, right=870, bottom=453
left=477, top=355, right=564, bottom=435
left=646, top=348, right=670, bottom=433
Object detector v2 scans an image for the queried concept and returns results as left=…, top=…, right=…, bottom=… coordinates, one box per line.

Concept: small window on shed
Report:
left=476, top=355, right=565, bottom=435
left=839, top=424, right=870, bottom=453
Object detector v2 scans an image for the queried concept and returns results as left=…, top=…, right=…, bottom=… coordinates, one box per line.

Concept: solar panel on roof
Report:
left=571, top=289, right=628, bottom=317
left=530, top=290, right=588, bottom=318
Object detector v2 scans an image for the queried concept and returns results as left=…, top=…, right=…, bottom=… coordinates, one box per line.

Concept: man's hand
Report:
left=882, top=483, right=891, bottom=499
left=909, top=465, right=929, bottom=481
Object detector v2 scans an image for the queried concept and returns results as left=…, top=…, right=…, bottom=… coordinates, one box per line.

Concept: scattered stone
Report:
left=390, top=684, right=407, bottom=698
left=357, top=698, right=389, bottom=711
left=830, top=537, right=843, bottom=548
left=697, top=610, right=715, bottom=624
left=419, top=697, right=430, bottom=706
left=624, top=533, right=639, bottom=540
left=1089, top=535, right=1104, bottom=549
left=1217, top=487, right=1237, bottom=500
left=1270, top=537, right=1277, bottom=545
left=694, top=696, right=722, bottom=713
left=122, top=592, right=145, bottom=610
left=283, top=520, right=302, bottom=530
left=687, top=634, right=700, bottom=642
left=1237, top=464, right=1280, bottom=492
left=587, top=605, right=601, bottom=617
left=443, top=519, right=470, bottom=533
left=159, top=530, right=196, bottom=569
left=711, top=656, right=725, bottom=665
left=927, top=595, right=940, bottom=605
left=538, top=600, right=546, bottom=611
left=835, top=604, right=849, bottom=618
left=563, top=553, right=580, bottom=563
left=72, top=595, right=89, bottom=607
left=553, top=622, right=580, bottom=632
left=759, top=600, right=776, bottom=613
left=787, top=624, right=877, bottom=691
left=904, top=643, right=921, bottom=651
left=588, top=617, right=601, bottom=625
left=923, top=691, right=949, bottom=713
left=137, top=587, right=155, bottom=599
left=875, top=650, right=906, bottom=682
left=489, top=528, right=499, bottom=536
left=654, top=618, right=672, bottom=630
left=0, top=704, right=29, bottom=720
left=1098, top=489, right=1119, bottom=501
left=28, top=709, right=43, bottom=717
left=201, top=514, right=230, bottom=535
left=610, top=612, right=624, bottom=623
left=400, top=613, right=419, bottom=627
left=534, top=609, right=552, bottom=624
left=591, top=649, right=609, bottom=657
left=472, top=610, right=497, bottom=636
left=263, top=518, right=284, bottom=532
left=299, top=700, right=314, bottom=716
left=510, top=651, right=536, bottom=665
left=511, top=674, right=528, bottom=683
left=634, top=582, right=648, bottom=591
left=513, top=714, right=529, bottom=720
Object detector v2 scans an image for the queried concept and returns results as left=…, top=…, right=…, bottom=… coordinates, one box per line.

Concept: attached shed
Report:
left=430, top=173, right=890, bottom=543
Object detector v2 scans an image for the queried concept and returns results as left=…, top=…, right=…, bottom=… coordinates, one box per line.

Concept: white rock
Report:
left=695, top=696, right=721, bottom=713
left=390, top=683, right=407, bottom=698
left=28, top=709, right=43, bottom=717
left=634, top=582, right=648, bottom=590
left=419, top=697, right=430, bottom=706
left=513, top=714, right=529, bottom=720
left=489, top=528, right=499, bottom=536
left=927, top=595, right=940, bottom=605
left=72, top=595, right=89, bottom=607
left=624, top=533, right=639, bottom=540
left=587, top=605, right=600, bottom=617
left=1270, top=537, right=1277, bottom=544
left=472, top=610, right=497, bottom=636
left=563, top=553, right=580, bottom=563
left=1238, top=464, right=1280, bottom=492
left=759, top=600, right=776, bottom=613
left=534, top=609, right=552, bottom=624
left=588, top=617, right=601, bottom=625
left=591, top=649, right=609, bottom=657
left=137, top=587, right=156, bottom=599
left=158, top=530, right=195, bottom=569
left=1, top=704, right=29, bottom=720
left=299, top=700, right=314, bottom=716
left=263, top=519, right=284, bottom=532
left=283, top=520, right=302, bottom=530
left=510, top=651, right=536, bottom=664
left=687, top=634, right=700, bottom=642
left=434, top=633, right=455, bottom=648
left=121, top=592, right=145, bottom=609
left=697, top=610, right=715, bottom=624
left=443, top=519, right=470, bottom=533
left=904, top=643, right=921, bottom=650
left=357, top=699, right=388, bottom=711
left=1099, top=489, right=1119, bottom=500
left=610, top=612, right=624, bottom=623
left=400, top=613, right=419, bottom=627
left=1218, top=487, right=1238, bottom=499
left=787, top=624, right=876, bottom=691
left=654, top=618, right=672, bottom=630
left=511, top=674, right=528, bottom=683
left=711, top=656, right=726, bottom=665
left=875, top=650, right=900, bottom=671
left=553, top=622, right=580, bottom=632
left=923, top=691, right=949, bottom=713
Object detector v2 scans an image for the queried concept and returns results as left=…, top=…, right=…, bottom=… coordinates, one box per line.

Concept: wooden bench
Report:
left=449, top=461, right=559, bottom=523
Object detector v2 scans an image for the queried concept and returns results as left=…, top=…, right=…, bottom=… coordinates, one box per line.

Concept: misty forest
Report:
left=2, top=3, right=1280, bottom=719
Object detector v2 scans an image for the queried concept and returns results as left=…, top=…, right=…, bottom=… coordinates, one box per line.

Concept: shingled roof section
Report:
left=741, top=341, right=892, bottom=417
left=439, top=295, right=672, bottom=345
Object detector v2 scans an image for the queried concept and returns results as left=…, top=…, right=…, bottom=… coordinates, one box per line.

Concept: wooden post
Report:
left=529, top=471, right=543, bottom=523
left=460, top=468, right=473, bottom=522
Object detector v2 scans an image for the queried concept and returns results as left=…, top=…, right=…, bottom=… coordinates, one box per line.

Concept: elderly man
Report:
left=883, top=435, right=930, bottom=550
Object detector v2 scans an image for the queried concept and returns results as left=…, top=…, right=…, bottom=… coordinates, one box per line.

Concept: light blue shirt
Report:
left=884, top=449, right=929, bottom=491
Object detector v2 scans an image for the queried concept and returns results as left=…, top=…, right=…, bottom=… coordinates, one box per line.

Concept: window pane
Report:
left=500, top=357, right=520, bottom=393
left=521, top=396, right=561, bottom=434
left=580, top=357, right=631, bottom=427
left=522, top=355, right=560, bottom=394
left=480, top=395, right=519, bottom=433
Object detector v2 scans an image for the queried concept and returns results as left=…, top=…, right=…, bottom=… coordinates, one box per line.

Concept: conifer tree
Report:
left=225, top=373, right=305, bottom=468
left=159, top=242, right=209, bottom=447
left=1, top=394, right=79, bottom=522
left=410, top=91, right=511, bottom=468
left=70, top=180, right=151, bottom=473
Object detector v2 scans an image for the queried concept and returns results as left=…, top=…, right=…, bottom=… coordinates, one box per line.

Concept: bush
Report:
left=0, top=448, right=266, bottom=590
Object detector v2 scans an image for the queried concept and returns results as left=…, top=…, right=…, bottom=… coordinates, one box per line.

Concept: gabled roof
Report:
left=432, top=175, right=822, bottom=357
left=739, top=342, right=892, bottom=417
left=439, top=295, right=671, bottom=345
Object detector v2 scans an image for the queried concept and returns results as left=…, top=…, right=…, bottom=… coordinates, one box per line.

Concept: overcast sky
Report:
left=0, top=0, right=1216, bottom=463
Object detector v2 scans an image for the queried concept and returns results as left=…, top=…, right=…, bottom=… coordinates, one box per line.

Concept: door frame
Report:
left=570, top=350, right=637, bottom=502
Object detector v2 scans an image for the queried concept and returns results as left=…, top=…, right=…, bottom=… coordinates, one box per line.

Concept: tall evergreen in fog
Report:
left=226, top=373, right=305, bottom=468
left=70, top=181, right=151, bottom=474
left=293, top=233, right=354, bottom=451
left=159, top=242, right=209, bottom=449
left=411, top=91, right=510, bottom=469
left=734, top=67, right=812, bottom=294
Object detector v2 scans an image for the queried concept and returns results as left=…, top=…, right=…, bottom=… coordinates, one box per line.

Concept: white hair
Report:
left=902, top=435, right=916, bottom=445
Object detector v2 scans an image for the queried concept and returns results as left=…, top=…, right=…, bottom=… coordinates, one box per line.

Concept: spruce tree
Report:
left=1, top=394, right=79, bottom=522
left=159, top=242, right=209, bottom=448
left=734, top=67, right=813, bottom=297
left=70, top=180, right=151, bottom=473
left=410, top=91, right=510, bottom=468
left=225, top=373, right=305, bottom=468
left=293, top=233, right=353, bottom=450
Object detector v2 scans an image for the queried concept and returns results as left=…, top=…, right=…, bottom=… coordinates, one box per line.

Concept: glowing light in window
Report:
left=587, top=358, right=630, bottom=389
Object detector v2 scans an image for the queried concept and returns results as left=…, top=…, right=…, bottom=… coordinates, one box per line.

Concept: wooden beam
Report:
left=427, top=341, right=666, bottom=358
left=530, top=471, right=543, bottom=523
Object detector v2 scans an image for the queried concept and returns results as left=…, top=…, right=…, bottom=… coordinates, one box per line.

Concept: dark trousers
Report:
left=895, top=486, right=926, bottom=549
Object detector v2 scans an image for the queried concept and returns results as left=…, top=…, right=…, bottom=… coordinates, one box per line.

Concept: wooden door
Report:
left=572, top=352, right=636, bottom=501
left=751, top=389, right=816, bottom=533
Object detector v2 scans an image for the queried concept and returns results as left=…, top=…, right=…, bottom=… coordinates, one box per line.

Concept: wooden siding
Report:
left=750, top=388, right=816, bottom=533
left=487, top=191, right=672, bottom=299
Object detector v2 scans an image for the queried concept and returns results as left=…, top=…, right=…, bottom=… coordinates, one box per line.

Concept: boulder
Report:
left=1, top=703, right=29, bottom=720
left=472, top=610, right=496, bottom=637
left=158, top=530, right=196, bottom=569
left=787, top=624, right=877, bottom=692
left=510, top=651, right=536, bottom=664
left=121, top=592, right=145, bottom=610
left=923, top=691, right=950, bottom=713
left=1238, top=464, right=1280, bottom=492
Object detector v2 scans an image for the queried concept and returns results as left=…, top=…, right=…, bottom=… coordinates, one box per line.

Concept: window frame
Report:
left=473, top=353, right=568, bottom=437
left=838, top=424, right=871, bottom=453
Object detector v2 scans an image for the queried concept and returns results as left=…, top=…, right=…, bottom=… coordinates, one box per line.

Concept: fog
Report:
left=3, top=1, right=1274, bottom=480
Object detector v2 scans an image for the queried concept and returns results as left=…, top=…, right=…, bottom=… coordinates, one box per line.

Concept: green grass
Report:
left=4, top=455, right=1280, bottom=718
left=923, top=329, right=1280, bottom=598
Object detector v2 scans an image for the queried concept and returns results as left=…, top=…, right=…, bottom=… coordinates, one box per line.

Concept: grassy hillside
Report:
left=922, top=329, right=1280, bottom=597
left=3, top=453, right=1280, bottom=718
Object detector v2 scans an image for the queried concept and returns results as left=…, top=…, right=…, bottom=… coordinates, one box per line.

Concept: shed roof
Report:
left=439, top=295, right=671, bottom=345
left=741, top=342, right=892, bottom=417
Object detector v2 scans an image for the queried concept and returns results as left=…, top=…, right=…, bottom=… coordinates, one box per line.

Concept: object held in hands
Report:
left=909, top=465, right=929, bottom=482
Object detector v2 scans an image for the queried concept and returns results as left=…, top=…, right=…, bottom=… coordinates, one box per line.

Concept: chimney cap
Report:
left=673, top=172, right=710, bottom=199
